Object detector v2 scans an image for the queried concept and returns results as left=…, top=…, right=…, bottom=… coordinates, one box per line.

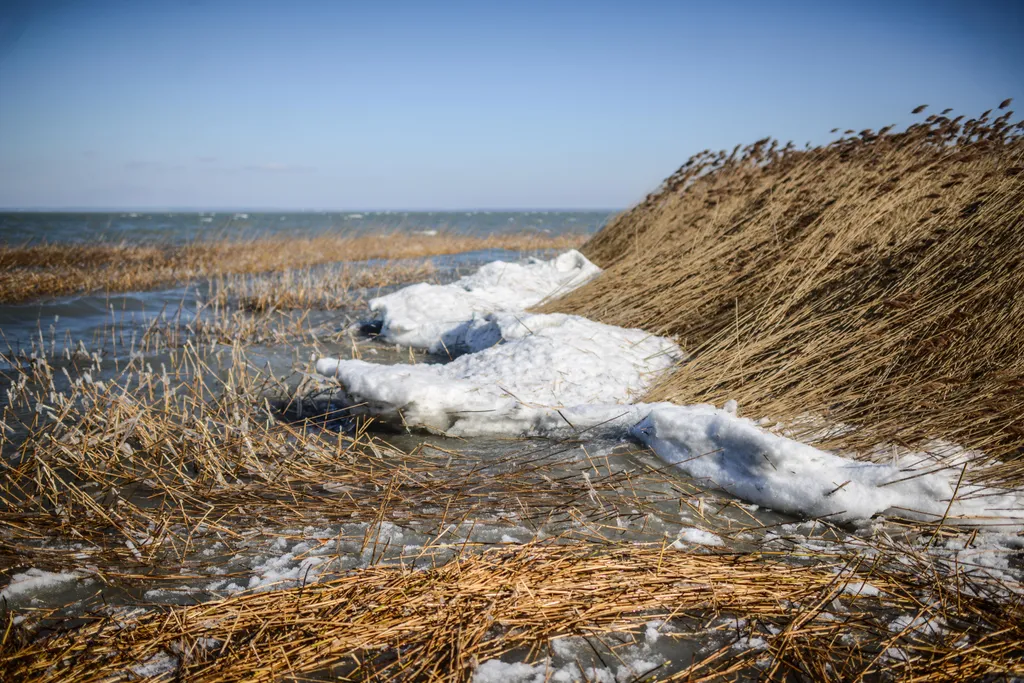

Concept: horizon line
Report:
left=0, top=207, right=623, bottom=214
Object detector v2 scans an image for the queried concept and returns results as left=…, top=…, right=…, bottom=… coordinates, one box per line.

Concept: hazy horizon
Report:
left=0, top=207, right=622, bottom=213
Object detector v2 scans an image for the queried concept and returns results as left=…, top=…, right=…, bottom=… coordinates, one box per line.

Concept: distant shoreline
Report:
left=0, top=231, right=587, bottom=304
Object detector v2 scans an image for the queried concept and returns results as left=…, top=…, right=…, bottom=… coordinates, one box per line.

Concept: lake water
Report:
left=0, top=210, right=613, bottom=245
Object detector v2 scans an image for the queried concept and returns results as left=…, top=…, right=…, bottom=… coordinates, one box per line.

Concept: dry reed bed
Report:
left=0, top=336, right=703, bottom=589
left=543, top=104, right=1024, bottom=468
left=2, top=326, right=1023, bottom=681
left=0, top=232, right=585, bottom=303
left=2, top=540, right=1022, bottom=682
left=210, top=260, right=438, bottom=312
left=2, top=122, right=1024, bottom=678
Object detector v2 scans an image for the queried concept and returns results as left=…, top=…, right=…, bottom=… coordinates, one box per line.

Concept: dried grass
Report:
left=2, top=324, right=1023, bottom=680
left=543, top=105, right=1024, bottom=465
left=210, top=260, right=438, bottom=312
left=3, top=108, right=1024, bottom=681
left=0, top=344, right=612, bottom=564
left=3, top=540, right=1022, bottom=682
left=0, top=232, right=585, bottom=303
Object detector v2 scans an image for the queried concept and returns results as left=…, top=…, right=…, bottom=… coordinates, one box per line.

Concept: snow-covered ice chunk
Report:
left=318, top=312, right=681, bottom=436
left=369, top=250, right=601, bottom=352
left=674, top=527, right=725, bottom=547
left=1, top=568, right=83, bottom=603
left=632, top=404, right=1024, bottom=524
left=318, top=250, right=1024, bottom=526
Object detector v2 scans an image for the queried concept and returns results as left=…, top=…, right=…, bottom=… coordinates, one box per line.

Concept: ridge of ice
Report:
left=318, top=311, right=680, bottom=436
left=632, top=404, right=1024, bottom=524
left=317, top=251, right=1024, bottom=526
left=369, top=249, right=601, bottom=352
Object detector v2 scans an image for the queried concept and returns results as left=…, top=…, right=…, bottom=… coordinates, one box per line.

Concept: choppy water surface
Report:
left=0, top=210, right=611, bottom=245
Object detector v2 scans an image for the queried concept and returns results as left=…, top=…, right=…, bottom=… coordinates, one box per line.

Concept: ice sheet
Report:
left=633, top=404, right=1024, bottom=525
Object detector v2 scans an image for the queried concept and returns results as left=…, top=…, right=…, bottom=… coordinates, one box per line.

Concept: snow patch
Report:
left=369, top=250, right=601, bottom=352
left=1, top=568, right=83, bottom=603
left=674, top=528, right=725, bottom=547
left=318, top=312, right=680, bottom=437
left=472, top=657, right=654, bottom=683
left=632, top=404, right=1024, bottom=524
left=889, top=614, right=947, bottom=638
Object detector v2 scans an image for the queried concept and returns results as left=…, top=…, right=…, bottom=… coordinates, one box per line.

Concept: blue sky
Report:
left=0, top=0, right=1021, bottom=210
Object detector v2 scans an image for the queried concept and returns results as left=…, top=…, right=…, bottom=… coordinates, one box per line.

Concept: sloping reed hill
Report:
left=543, top=104, right=1024, bottom=463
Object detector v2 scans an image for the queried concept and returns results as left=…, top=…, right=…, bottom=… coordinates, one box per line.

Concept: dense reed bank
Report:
left=544, top=104, right=1024, bottom=462
left=0, top=232, right=585, bottom=303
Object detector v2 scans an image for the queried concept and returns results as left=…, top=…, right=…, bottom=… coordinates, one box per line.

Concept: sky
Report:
left=0, top=0, right=1021, bottom=210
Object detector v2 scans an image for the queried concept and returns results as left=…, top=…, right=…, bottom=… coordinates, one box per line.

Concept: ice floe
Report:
left=673, top=527, right=725, bottom=547
left=632, top=404, right=1024, bottom=524
left=0, top=568, right=85, bottom=603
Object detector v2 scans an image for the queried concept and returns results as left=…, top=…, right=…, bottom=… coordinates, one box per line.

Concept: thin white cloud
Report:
left=125, top=160, right=185, bottom=172
left=241, top=162, right=316, bottom=174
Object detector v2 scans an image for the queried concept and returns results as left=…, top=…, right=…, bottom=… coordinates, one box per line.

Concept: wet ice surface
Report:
left=2, top=428, right=794, bottom=606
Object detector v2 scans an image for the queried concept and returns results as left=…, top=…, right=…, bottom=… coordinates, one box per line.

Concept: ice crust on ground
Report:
left=318, top=251, right=1024, bottom=525
left=632, top=405, right=1024, bottom=524
left=369, top=249, right=601, bottom=352
left=674, top=527, right=725, bottom=547
left=0, top=568, right=83, bottom=603
left=130, top=651, right=178, bottom=678
left=473, top=656, right=659, bottom=683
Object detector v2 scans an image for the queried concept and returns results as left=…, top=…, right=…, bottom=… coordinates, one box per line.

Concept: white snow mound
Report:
left=369, top=249, right=601, bottom=351
left=633, top=404, right=1024, bottom=524
left=318, top=312, right=680, bottom=436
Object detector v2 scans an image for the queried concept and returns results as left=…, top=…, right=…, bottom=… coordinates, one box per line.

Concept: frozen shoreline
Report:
left=318, top=250, right=1024, bottom=526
